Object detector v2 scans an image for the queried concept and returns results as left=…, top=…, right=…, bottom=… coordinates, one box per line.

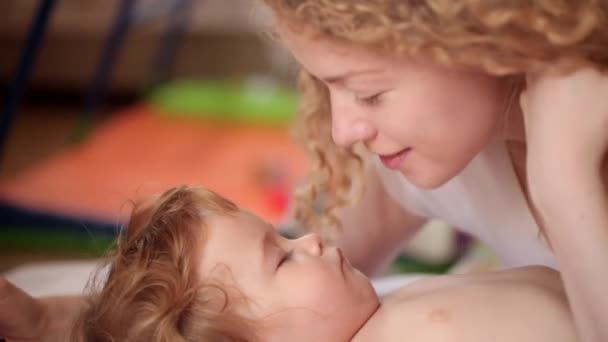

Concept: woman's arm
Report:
left=334, top=163, right=427, bottom=276
left=523, top=68, right=608, bottom=342
left=0, top=277, right=85, bottom=342
left=528, top=157, right=608, bottom=342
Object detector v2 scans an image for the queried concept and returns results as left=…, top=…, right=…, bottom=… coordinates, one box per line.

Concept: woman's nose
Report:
left=330, top=93, right=377, bottom=148
left=295, top=233, right=323, bottom=256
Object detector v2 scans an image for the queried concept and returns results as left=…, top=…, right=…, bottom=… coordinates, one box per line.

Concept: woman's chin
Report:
left=398, top=168, right=453, bottom=189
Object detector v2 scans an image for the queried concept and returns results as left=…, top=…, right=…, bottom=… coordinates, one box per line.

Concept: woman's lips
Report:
left=379, top=148, right=411, bottom=170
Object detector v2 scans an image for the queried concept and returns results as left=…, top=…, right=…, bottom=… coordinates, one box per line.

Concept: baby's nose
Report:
left=297, top=233, right=323, bottom=256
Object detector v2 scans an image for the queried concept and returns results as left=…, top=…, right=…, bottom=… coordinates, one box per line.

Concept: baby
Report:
left=72, top=186, right=578, bottom=341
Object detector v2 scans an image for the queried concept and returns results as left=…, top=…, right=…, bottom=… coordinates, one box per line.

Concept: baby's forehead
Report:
left=209, top=210, right=272, bottom=235
left=198, top=211, right=273, bottom=273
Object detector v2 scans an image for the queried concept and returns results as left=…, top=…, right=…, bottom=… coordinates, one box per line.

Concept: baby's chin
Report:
left=349, top=264, right=378, bottom=290
left=340, top=262, right=381, bottom=312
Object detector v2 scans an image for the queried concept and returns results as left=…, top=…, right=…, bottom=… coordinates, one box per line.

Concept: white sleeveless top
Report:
left=374, top=140, right=558, bottom=269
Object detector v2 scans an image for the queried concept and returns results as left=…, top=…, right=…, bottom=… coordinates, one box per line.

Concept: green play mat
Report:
left=148, top=80, right=298, bottom=125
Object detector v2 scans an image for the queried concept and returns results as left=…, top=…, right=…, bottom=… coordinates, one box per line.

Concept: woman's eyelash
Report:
left=278, top=250, right=294, bottom=267
left=355, top=93, right=383, bottom=106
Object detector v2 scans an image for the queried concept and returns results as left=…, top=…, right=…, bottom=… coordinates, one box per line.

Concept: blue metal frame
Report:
left=0, top=0, right=194, bottom=154
left=0, top=0, right=58, bottom=163
left=148, top=0, right=194, bottom=88
left=75, top=0, right=137, bottom=140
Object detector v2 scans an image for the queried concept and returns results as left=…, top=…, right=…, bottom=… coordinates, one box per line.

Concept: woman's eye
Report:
left=278, top=250, right=293, bottom=268
left=354, top=92, right=383, bottom=106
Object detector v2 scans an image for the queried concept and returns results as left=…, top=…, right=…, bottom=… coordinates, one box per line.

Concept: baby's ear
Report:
left=201, top=265, right=254, bottom=313
left=196, top=284, right=231, bottom=313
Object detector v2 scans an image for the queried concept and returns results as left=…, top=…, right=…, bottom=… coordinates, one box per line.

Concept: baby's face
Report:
left=198, top=211, right=379, bottom=341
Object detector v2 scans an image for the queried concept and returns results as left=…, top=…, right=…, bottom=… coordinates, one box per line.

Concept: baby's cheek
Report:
left=297, top=270, right=348, bottom=305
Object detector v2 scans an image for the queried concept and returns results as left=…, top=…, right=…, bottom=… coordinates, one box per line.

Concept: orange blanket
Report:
left=0, top=106, right=306, bottom=225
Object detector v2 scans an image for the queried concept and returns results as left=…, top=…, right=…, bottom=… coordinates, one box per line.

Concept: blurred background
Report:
left=0, top=0, right=495, bottom=294
left=1, top=0, right=306, bottom=269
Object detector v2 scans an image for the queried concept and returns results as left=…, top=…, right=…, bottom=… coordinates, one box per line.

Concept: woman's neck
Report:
left=496, top=79, right=526, bottom=143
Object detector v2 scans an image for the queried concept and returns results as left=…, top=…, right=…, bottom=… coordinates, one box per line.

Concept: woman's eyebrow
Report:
left=322, top=68, right=384, bottom=85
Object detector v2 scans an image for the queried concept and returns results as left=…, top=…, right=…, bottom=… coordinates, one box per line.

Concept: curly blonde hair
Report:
left=262, top=0, right=608, bottom=239
left=71, top=186, right=258, bottom=342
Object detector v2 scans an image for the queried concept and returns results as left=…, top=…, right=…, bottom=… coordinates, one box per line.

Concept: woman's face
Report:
left=278, top=22, right=514, bottom=188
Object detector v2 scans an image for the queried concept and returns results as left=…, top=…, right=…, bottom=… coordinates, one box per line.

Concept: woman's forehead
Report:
left=277, top=22, right=390, bottom=78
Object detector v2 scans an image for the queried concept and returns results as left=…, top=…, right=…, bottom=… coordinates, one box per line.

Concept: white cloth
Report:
left=3, top=260, right=105, bottom=297
left=375, top=140, right=557, bottom=269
